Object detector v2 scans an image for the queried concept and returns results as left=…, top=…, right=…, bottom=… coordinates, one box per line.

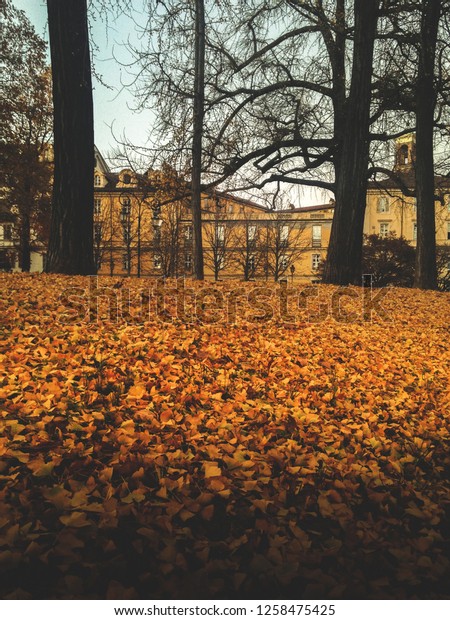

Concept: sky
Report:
left=14, top=0, right=155, bottom=162
left=13, top=0, right=326, bottom=207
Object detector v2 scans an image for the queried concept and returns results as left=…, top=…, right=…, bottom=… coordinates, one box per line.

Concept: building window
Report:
left=280, top=255, right=288, bottom=270
left=380, top=222, right=389, bottom=238
left=184, top=225, right=193, bottom=240
left=185, top=254, right=192, bottom=270
left=94, top=198, right=101, bottom=215
left=123, top=224, right=131, bottom=244
left=280, top=225, right=289, bottom=242
left=447, top=223, right=450, bottom=241
left=312, top=225, right=322, bottom=247
left=247, top=255, right=255, bottom=271
left=123, top=254, right=131, bottom=271
left=413, top=222, right=417, bottom=241
left=94, top=223, right=102, bottom=243
left=216, top=224, right=225, bottom=244
left=153, top=255, right=162, bottom=269
left=122, top=173, right=131, bottom=184
left=397, top=144, right=409, bottom=166
left=312, top=253, right=321, bottom=270
left=248, top=224, right=257, bottom=242
left=0, top=224, right=12, bottom=241
left=377, top=196, right=389, bottom=213
left=94, top=174, right=101, bottom=187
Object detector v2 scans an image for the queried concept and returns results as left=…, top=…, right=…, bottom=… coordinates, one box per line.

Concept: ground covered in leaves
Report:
left=1, top=274, right=449, bottom=599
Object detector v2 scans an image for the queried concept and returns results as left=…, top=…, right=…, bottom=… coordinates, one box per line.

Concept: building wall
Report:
left=91, top=138, right=450, bottom=282
left=365, top=192, right=450, bottom=248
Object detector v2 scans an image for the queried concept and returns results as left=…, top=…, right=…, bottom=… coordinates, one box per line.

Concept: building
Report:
left=93, top=148, right=336, bottom=282
left=3, top=136, right=448, bottom=279
left=0, top=203, right=15, bottom=271
left=365, top=134, right=450, bottom=247
left=94, top=135, right=450, bottom=282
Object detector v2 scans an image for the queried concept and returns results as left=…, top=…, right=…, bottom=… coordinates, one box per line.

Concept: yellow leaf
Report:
left=204, top=462, right=222, bottom=478
left=59, top=512, right=91, bottom=528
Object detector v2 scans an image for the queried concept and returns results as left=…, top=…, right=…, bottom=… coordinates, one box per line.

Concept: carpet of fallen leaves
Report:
left=0, top=274, right=449, bottom=600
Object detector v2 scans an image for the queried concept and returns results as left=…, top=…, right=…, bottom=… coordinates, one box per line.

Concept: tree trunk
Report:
left=323, top=0, right=379, bottom=285
left=20, top=210, right=31, bottom=272
left=191, top=0, right=205, bottom=280
left=45, top=0, right=95, bottom=275
left=414, top=0, right=440, bottom=290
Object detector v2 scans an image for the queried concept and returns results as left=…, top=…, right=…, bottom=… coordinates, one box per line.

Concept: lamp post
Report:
left=119, top=192, right=131, bottom=276
left=151, top=202, right=162, bottom=273
left=290, top=263, right=295, bottom=284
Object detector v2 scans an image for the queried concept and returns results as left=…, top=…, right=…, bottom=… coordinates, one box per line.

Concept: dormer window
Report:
left=94, top=174, right=101, bottom=187
left=122, top=173, right=131, bottom=184
left=397, top=144, right=408, bottom=166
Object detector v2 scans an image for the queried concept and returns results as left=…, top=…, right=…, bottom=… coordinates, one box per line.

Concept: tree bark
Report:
left=19, top=210, right=31, bottom=272
left=191, top=0, right=205, bottom=280
left=414, top=0, right=440, bottom=290
left=323, top=0, right=379, bottom=285
left=45, top=0, right=95, bottom=275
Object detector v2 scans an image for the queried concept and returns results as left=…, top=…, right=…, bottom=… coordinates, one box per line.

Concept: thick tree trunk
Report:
left=414, top=0, right=440, bottom=290
left=191, top=0, right=205, bottom=280
left=45, top=0, right=95, bottom=275
left=323, top=0, right=379, bottom=285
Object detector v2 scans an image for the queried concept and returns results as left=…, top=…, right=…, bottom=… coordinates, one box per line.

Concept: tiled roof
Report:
left=368, top=170, right=450, bottom=191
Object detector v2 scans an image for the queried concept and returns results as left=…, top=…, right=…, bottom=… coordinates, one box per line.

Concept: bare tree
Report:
left=322, top=0, right=380, bottom=285
left=232, top=209, right=266, bottom=281
left=203, top=196, right=237, bottom=280
left=262, top=213, right=308, bottom=282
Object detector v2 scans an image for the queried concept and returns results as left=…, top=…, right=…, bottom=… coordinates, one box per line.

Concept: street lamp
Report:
left=119, top=193, right=132, bottom=275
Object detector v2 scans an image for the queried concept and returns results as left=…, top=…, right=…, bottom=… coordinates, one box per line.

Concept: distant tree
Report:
left=262, top=213, right=307, bottom=282
left=149, top=165, right=192, bottom=277
left=362, top=233, right=415, bottom=287
left=203, top=196, right=237, bottom=281
left=0, top=0, right=53, bottom=271
left=233, top=211, right=266, bottom=281
left=436, top=245, right=450, bottom=291
left=45, top=0, right=95, bottom=275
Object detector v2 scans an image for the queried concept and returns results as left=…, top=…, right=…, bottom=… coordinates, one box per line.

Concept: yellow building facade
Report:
left=94, top=135, right=450, bottom=282
left=365, top=134, right=450, bottom=248
left=93, top=148, right=334, bottom=282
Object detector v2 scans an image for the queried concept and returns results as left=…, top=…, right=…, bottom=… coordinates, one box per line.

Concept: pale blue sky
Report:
left=14, top=0, right=155, bottom=161
left=13, top=1, right=326, bottom=206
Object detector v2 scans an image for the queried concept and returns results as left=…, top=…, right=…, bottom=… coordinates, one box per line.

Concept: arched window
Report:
left=122, top=173, right=131, bottom=184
